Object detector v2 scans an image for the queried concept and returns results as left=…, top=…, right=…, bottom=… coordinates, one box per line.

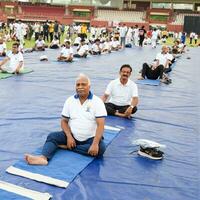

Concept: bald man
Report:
left=25, top=74, right=107, bottom=165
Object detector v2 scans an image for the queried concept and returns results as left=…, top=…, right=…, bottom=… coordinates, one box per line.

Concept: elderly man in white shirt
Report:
left=25, top=74, right=107, bottom=165
left=0, top=42, right=24, bottom=74
left=102, top=64, right=139, bottom=118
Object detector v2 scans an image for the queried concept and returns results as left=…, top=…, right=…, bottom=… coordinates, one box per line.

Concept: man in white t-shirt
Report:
left=34, top=35, right=46, bottom=51
left=155, top=46, right=171, bottom=70
left=25, top=74, right=107, bottom=165
left=102, top=64, right=139, bottom=118
left=74, top=39, right=89, bottom=58
left=57, top=41, right=73, bottom=62
left=90, top=39, right=102, bottom=55
left=0, top=43, right=24, bottom=74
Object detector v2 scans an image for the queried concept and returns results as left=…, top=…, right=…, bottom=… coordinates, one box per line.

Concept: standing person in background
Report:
left=119, top=24, right=127, bottom=48
left=49, top=21, right=54, bottom=42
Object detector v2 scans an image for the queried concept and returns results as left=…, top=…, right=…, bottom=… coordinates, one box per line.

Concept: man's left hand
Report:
left=88, top=143, right=99, bottom=156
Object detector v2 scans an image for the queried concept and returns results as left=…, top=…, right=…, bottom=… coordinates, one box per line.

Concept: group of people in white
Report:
left=0, top=20, right=196, bottom=75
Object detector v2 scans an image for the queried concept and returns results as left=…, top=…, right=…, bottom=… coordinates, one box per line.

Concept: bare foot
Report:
left=25, top=154, right=48, bottom=165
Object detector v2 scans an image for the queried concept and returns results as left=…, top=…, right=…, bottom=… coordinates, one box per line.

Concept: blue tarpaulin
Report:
left=0, top=47, right=199, bottom=200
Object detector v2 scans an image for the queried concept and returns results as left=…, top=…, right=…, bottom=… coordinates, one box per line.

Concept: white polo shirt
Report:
left=3, top=51, right=24, bottom=73
left=105, top=78, right=138, bottom=106
left=62, top=92, right=107, bottom=141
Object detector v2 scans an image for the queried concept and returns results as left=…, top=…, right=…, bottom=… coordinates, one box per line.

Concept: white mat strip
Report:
left=105, top=125, right=121, bottom=131
left=6, top=166, right=69, bottom=188
left=0, top=180, right=52, bottom=200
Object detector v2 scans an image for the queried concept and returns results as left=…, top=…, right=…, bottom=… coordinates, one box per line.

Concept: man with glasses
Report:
left=0, top=42, right=24, bottom=74
left=102, top=64, right=139, bottom=118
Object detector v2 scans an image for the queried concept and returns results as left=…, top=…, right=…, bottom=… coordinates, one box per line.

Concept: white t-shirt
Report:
left=111, top=40, right=120, bottom=48
left=166, top=53, right=173, bottom=61
left=103, top=41, right=111, bottom=50
left=77, top=44, right=89, bottom=55
left=151, top=31, right=159, bottom=40
left=105, top=78, right=138, bottom=106
left=91, top=43, right=101, bottom=52
left=51, top=39, right=59, bottom=45
left=35, top=39, right=45, bottom=47
left=0, top=43, right=6, bottom=53
left=4, top=51, right=24, bottom=73
left=61, top=92, right=107, bottom=141
left=156, top=52, right=169, bottom=67
left=74, top=37, right=81, bottom=45
left=119, top=26, right=127, bottom=37
left=61, top=47, right=73, bottom=57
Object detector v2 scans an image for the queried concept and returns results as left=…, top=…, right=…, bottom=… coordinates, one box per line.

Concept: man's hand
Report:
left=88, top=143, right=99, bottom=156
left=67, top=135, right=76, bottom=149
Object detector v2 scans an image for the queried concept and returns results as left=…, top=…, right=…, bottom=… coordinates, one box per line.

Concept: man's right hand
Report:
left=67, top=135, right=76, bottom=149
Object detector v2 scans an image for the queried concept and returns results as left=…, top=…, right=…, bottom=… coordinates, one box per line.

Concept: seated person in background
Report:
left=155, top=45, right=171, bottom=74
left=102, top=38, right=111, bottom=53
left=49, top=36, right=60, bottom=49
left=166, top=47, right=175, bottom=69
left=74, top=39, right=89, bottom=58
left=57, top=41, right=73, bottom=62
left=0, top=43, right=24, bottom=74
left=73, top=34, right=81, bottom=46
left=89, top=39, right=102, bottom=55
left=0, top=38, right=6, bottom=57
left=172, top=40, right=185, bottom=55
left=25, top=74, right=107, bottom=165
left=111, top=37, right=121, bottom=51
left=34, top=35, right=46, bottom=51
left=89, top=34, right=96, bottom=44
left=138, top=61, right=165, bottom=81
left=102, top=64, right=138, bottom=118
left=178, top=41, right=186, bottom=53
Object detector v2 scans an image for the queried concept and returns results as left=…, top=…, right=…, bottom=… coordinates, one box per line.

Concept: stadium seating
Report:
left=94, top=9, right=145, bottom=23
left=21, top=5, right=65, bottom=17
left=171, top=13, right=200, bottom=25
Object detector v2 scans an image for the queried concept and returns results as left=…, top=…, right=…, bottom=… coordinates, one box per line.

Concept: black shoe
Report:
left=138, top=147, right=164, bottom=160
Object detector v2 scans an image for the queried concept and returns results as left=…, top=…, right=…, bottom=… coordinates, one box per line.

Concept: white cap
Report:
left=40, top=55, right=48, bottom=61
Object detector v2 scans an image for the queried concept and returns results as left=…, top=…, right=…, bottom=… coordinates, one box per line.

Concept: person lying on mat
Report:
left=0, top=42, right=24, bottom=74
left=102, top=64, right=138, bottom=118
left=57, top=41, right=73, bottom=62
left=25, top=74, right=107, bottom=165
